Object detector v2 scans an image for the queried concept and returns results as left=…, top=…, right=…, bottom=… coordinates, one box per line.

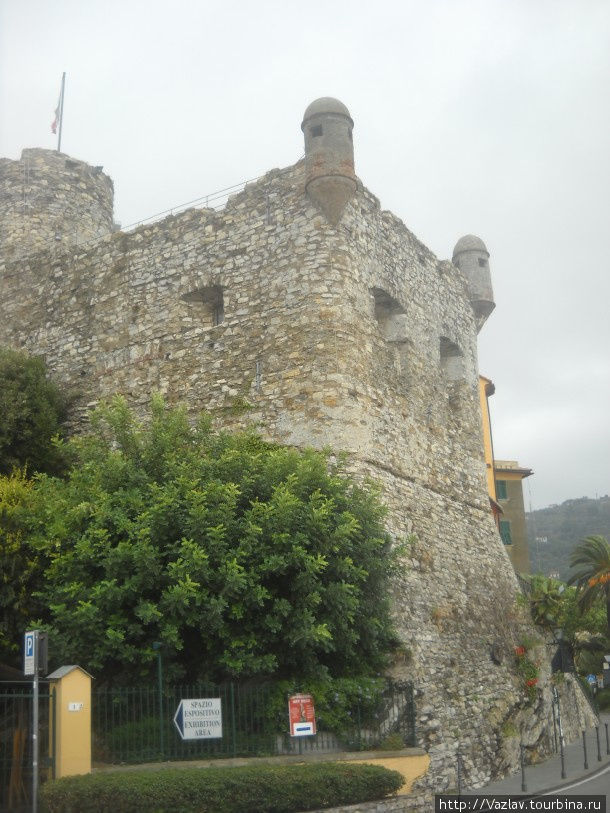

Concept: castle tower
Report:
left=301, top=97, right=357, bottom=225
left=452, top=234, right=495, bottom=331
left=0, top=148, right=114, bottom=262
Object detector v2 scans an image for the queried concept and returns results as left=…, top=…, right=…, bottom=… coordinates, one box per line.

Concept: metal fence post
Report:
left=582, top=730, right=588, bottom=770
left=605, top=723, right=610, bottom=755
left=520, top=743, right=527, bottom=792
left=153, top=646, right=164, bottom=760
left=230, top=683, right=237, bottom=758
left=595, top=726, right=601, bottom=762
left=553, top=687, right=566, bottom=779
left=32, top=670, right=39, bottom=813
left=407, top=682, right=416, bottom=746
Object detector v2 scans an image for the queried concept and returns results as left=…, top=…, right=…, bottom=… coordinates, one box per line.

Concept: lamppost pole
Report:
left=153, top=642, right=164, bottom=759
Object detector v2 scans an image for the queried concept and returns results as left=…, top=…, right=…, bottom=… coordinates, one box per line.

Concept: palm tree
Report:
left=568, top=535, right=610, bottom=639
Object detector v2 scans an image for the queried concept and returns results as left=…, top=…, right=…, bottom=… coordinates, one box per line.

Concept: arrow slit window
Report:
left=181, top=285, right=225, bottom=327
left=370, top=287, right=410, bottom=387
left=440, top=337, right=464, bottom=382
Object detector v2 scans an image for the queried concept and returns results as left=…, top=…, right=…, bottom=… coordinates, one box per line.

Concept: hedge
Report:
left=40, top=761, right=404, bottom=813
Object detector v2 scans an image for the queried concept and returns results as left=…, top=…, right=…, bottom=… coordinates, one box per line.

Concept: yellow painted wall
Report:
left=49, top=668, right=91, bottom=777
left=495, top=462, right=532, bottom=574
left=342, top=754, right=429, bottom=795
left=478, top=376, right=496, bottom=501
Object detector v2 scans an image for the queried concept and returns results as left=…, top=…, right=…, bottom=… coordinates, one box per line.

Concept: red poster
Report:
left=288, top=693, right=316, bottom=737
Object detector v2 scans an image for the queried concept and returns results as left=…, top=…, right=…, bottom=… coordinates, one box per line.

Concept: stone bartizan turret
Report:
left=452, top=234, right=495, bottom=332
left=301, top=97, right=357, bottom=225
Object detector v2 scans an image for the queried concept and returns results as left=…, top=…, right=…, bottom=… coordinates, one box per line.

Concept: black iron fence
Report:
left=93, top=679, right=415, bottom=765
left=0, top=682, right=55, bottom=813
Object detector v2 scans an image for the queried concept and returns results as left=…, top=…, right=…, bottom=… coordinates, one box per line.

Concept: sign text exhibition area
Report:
left=173, top=698, right=222, bottom=740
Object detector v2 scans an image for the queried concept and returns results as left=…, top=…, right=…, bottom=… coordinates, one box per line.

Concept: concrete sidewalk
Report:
left=474, top=713, right=610, bottom=797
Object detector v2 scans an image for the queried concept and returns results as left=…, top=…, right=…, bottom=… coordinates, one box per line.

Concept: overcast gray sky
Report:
left=1, top=0, right=609, bottom=510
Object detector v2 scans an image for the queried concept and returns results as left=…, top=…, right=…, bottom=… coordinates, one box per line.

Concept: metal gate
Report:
left=0, top=683, right=55, bottom=813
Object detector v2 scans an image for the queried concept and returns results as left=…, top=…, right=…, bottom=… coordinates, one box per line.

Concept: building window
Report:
left=496, top=479, right=508, bottom=500
left=370, top=287, right=406, bottom=334
left=181, top=285, right=225, bottom=327
left=478, top=257, right=488, bottom=267
left=369, top=288, right=410, bottom=384
left=439, top=337, right=463, bottom=382
left=499, top=520, right=512, bottom=545
left=310, top=125, right=323, bottom=137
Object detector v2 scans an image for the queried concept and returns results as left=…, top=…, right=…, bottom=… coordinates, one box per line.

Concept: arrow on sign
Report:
left=173, top=697, right=223, bottom=740
left=174, top=700, right=185, bottom=738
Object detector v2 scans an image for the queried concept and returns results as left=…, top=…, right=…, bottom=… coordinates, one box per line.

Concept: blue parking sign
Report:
left=24, top=630, right=36, bottom=675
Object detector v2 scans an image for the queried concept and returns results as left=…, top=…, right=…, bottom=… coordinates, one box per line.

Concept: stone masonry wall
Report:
left=0, top=148, right=114, bottom=262
left=0, top=152, right=592, bottom=789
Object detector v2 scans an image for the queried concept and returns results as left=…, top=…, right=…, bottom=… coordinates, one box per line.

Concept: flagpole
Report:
left=57, top=72, right=66, bottom=153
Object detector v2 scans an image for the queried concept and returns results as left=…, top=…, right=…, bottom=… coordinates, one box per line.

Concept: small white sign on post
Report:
left=173, top=698, right=222, bottom=740
left=68, top=702, right=83, bottom=712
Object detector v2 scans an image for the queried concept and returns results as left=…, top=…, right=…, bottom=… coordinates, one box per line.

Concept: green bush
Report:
left=40, top=762, right=404, bottom=812
left=93, top=715, right=173, bottom=763
left=597, top=687, right=610, bottom=710
left=31, top=396, right=399, bottom=684
left=0, top=346, right=68, bottom=476
left=264, top=676, right=388, bottom=740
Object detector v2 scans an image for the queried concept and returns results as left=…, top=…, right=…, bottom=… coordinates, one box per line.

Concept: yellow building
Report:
left=479, top=376, right=533, bottom=574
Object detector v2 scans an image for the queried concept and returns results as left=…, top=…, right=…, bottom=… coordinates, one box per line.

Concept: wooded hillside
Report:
left=527, top=496, right=610, bottom=579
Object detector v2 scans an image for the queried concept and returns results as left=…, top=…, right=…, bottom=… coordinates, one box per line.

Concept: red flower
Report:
left=515, top=646, right=526, bottom=657
left=525, top=678, right=538, bottom=687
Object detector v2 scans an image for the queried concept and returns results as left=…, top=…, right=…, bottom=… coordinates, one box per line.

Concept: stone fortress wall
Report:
left=0, top=148, right=114, bottom=262
left=0, top=99, right=595, bottom=792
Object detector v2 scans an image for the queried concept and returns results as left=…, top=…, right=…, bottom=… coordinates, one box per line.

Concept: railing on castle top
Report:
left=92, top=679, right=415, bottom=765
left=16, top=155, right=305, bottom=264
left=38, top=177, right=260, bottom=262
left=121, top=175, right=262, bottom=233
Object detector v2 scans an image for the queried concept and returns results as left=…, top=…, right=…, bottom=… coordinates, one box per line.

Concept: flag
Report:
left=51, top=78, right=63, bottom=133
left=51, top=102, right=60, bottom=134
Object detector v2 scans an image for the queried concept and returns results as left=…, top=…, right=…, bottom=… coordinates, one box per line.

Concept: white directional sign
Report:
left=24, top=630, right=36, bottom=676
left=173, top=698, right=222, bottom=740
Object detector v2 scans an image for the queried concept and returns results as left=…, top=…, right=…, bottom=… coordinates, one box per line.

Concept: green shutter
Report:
left=499, top=520, right=512, bottom=545
left=496, top=479, right=507, bottom=500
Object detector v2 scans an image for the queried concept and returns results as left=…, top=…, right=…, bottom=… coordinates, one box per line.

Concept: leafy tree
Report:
left=25, top=396, right=399, bottom=684
left=523, top=574, right=564, bottom=630
left=0, top=471, right=43, bottom=666
left=0, top=347, right=68, bottom=476
left=568, top=535, right=610, bottom=638
left=526, top=496, right=610, bottom=580
left=522, top=573, right=607, bottom=674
